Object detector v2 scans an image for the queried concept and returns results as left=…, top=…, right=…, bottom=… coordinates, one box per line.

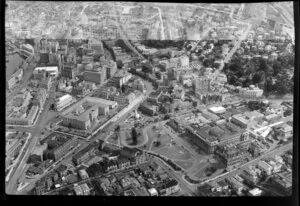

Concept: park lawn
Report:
left=174, top=160, right=194, bottom=170
left=124, top=128, right=146, bottom=146
left=190, top=162, right=210, bottom=177
left=194, top=160, right=226, bottom=179
left=151, top=132, right=173, bottom=151
left=107, top=133, right=119, bottom=145
left=153, top=144, right=192, bottom=161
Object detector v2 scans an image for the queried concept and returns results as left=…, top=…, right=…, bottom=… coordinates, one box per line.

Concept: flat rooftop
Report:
left=189, top=122, right=245, bottom=143
left=64, top=101, right=107, bottom=121
left=62, top=96, right=117, bottom=116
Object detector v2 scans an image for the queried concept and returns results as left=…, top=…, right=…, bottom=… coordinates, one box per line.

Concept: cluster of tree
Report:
left=247, top=101, right=268, bottom=111
left=142, top=63, right=153, bottom=74
left=115, top=39, right=132, bottom=53
left=91, top=180, right=106, bottom=196
left=140, top=40, right=185, bottom=49
left=283, top=109, right=293, bottom=117
left=116, top=60, right=124, bottom=69
left=153, top=141, right=161, bottom=147
left=223, top=56, right=294, bottom=95
left=26, top=154, right=42, bottom=164
left=131, top=127, right=138, bottom=145
left=204, top=166, right=217, bottom=177
left=155, top=71, right=162, bottom=80
left=128, top=68, right=159, bottom=89
left=165, top=159, right=181, bottom=171
left=185, top=175, right=201, bottom=184
left=86, top=162, right=106, bottom=177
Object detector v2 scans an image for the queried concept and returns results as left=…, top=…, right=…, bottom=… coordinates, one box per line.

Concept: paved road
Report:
left=6, top=54, right=39, bottom=102
left=162, top=124, right=207, bottom=161
left=153, top=156, right=194, bottom=196
left=5, top=133, right=31, bottom=182
left=200, top=142, right=293, bottom=185
left=6, top=81, right=64, bottom=194
left=11, top=80, right=153, bottom=194
left=153, top=7, right=165, bottom=40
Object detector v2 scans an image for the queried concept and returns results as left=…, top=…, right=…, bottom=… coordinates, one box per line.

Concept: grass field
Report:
left=194, top=160, right=225, bottom=179
left=189, top=161, right=210, bottom=176
left=107, top=133, right=119, bottom=144
left=150, top=131, right=173, bottom=151
left=154, top=144, right=192, bottom=161
left=174, top=160, right=194, bottom=170
left=124, top=128, right=145, bottom=146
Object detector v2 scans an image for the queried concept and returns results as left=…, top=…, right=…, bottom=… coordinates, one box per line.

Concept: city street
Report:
left=8, top=80, right=153, bottom=195
left=6, top=54, right=39, bottom=103
left=200, top=142, right=293, bottom=185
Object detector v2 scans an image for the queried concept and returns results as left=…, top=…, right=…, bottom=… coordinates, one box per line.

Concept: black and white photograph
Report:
left=4, top=1, right=298, bottom=199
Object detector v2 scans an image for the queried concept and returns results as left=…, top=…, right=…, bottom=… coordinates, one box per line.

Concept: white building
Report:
left=148, top=188, right=158, bottom=196
left=78, top=169, right=89, bottom=180
left=249, top=188, right=262, bottom=196
left=257, top=160, right=273, bottom=175
left=55, top=94, right=73, bottom=111
left=239, top=85, right=263, bottom=98
left=208, top=106, right=226, bottom=114
left=179, top=55, right=189, bottom=67
left=34, top=66, right=58, bottom=78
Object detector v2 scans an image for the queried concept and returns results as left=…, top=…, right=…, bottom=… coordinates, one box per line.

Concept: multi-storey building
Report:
left=44, top=134, right=78, bottom=161
left=72, top=84, right=89, bottom=97
left=192, top=76, right=211, bottom=98
left=139, top=103, right=158, bottom=116
left=108, top=72, right=132, bottom=88
left=215, top=144, right=247, bottom=169
left=6, top=68, right=23, bottom=90
left=61, top=64, right=78, bottom=79
left=6, top=105, right=39, bottom=125
left=83, top=69, right=106, bottom=84
left=33, top=70, right=47, bottom=80
left=32, top=88, right=48, bottom=108
left=186, top=122, right=248, bottom=154
left=72, top=141, right=99, bottom=165
left=62, top=97, right=116, bottom=130
left=55, top=94, right=73, bottom=111
left=238, top=85, right=263, bottom=98
left=179, top=55, right=189, bottom=67
left=39, top=77, right=52, bottom=91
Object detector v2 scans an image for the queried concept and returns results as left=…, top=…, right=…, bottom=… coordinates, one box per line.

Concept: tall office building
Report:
left=192, top=76, right=211, bottom=95
left=83, top=68, right=106, bottom=84
left=179, top=55, right=189, bottom=67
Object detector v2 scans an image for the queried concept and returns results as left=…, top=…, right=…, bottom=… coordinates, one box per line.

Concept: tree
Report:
left=121, top=85, right=126, bottom=93
left=115, top=125, right=120, bottom=132
left=131, top=128, right=138, bottom=145
left=155, top=71, right=162, bottom=80
left=192, top=101, right=198, bottom=108
left=117, top=60, right=123, bottom=69
left=283, top=109, right=292, bottom=117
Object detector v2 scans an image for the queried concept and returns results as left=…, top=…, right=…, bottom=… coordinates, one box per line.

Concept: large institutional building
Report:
left=62, top=96, right=117, bottom=130
left=192, top=76, right=211, bottom=98
left=83, top=69, right=106, bottom=84
left=186, top=122, right=249, bottom=154
left=238, top=85, right=263, bottom=98
left=55, top=94, right=73, bottom=111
